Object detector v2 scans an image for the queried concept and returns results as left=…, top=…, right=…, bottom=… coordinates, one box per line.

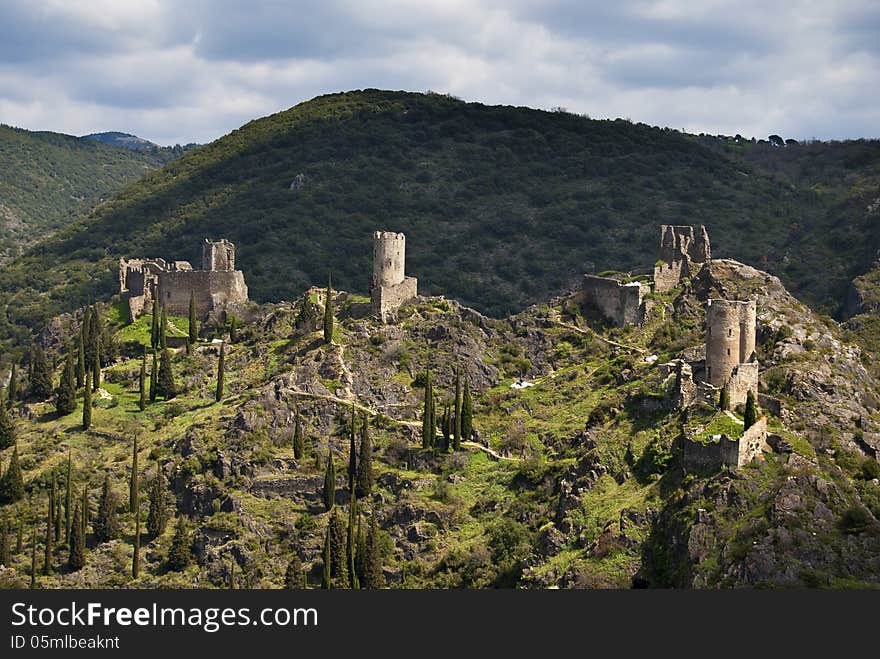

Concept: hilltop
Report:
left=0, top=124, right=187, bottom=264
left=0, top=89, right=878, bottom=354
left=0, top=239, right=879, bottom=589
left=83, top=132, right=160, bottom=151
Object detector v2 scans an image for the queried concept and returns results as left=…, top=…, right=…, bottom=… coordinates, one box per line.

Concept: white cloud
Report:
left=0, top=0, right=876, bottom=144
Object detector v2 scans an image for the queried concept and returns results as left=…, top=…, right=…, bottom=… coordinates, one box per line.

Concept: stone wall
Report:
left=727, top=362, right=759, bottom=408
left=581, top=275, right=648, bottom=326
left=203, top=239, right=235, bottom=272
left=371, top=276, right=418, bottom=323
left=157, top=270, right=248, bottom=317
left=653, top=224, right=711, bottom=292
left=683, top=417, right=767, bottom=472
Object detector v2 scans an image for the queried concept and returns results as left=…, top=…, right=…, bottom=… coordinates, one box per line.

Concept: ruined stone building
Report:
left=119, top=239, right=248, bottom=320
left=580, top=275, right=650, bottom=327
left=370, top=231, right=418, bottom=322
left=705, top=298, right=758, bottom=407
left=683, top=417, right=768, bottom=471
left=653, top=224, right=711, bottom=292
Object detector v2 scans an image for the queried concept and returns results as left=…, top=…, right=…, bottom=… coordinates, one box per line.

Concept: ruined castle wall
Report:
left=653, top=224, right=711, bottom=292
left=372, top=276, right=418, bottom=322
left=736, top=417, right=767, bottom=466
left=373, top=231, right=406, bottom=287
left=727, top=362, right=759, bottom=408
left=581, top=275, right=647, bottom=326
left=738, top=302, right=757, bottom=362
left=203, top=239, right=235, bottom=272
left=683, top=439, right=726, bottom=472
left=653, top=260, right=685, bottom=293
left=158, top=270, right=248, bottom=317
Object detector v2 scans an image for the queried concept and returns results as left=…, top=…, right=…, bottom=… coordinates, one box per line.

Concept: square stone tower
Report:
left=203, top=238, right=236, bottom=272
left=370, top=231, right=418, bottom=322
left=653, top=224, right=711, bottom=292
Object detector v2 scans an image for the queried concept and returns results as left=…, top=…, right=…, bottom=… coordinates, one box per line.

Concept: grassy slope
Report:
left=0, top=89, right=878, bottom=354
left=0, top=124, right=182, bottom=263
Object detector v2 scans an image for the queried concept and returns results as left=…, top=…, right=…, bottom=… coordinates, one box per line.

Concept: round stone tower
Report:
left=705, top=299, right=756, bottom=387
left=373, top=231, right=406, bottom=287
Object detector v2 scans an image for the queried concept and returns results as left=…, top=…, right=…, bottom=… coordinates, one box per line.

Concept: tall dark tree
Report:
left=147, top=463, right=168, bottom=537
left=322, top=450, right=336, bottom=512
left=150, top=298, right=160, bottom=351
left=346, top=495, right=359, bottom=589
left=362, top=513, right=384, bottom=589
left=284, top=553, right=303, bottom=589
left=29, top=524, right=36, bottom=589
left=149, top=350, right=158, bottom=402
left=321, top=522, right=332, bottom=589
left=129, top=435, right=138, bottom=513
left=159, top=304, right=168, bottom=350
left=156, top=349, right=176, bottom=399
left=93, top=475, right=121, bottom=543
left=293, top=408, right=305, bottom=460
left=55, top=350, right=77, bottom=416
left=323, top=273, right=334, bottom=344
left=54, top=492, right=63, bottom=547
left=744, top=389, right=759, bottom=429
left=132, top=503, right=141, bottom=579
left=421, top=368, right=435, bottom=449
left=43, top=490, right=53, bottom=575
left=461, top=377, right=474, bottom=444
left=355, top=413, right=373, bottom=498
left=82, top=373, right=92, bottom=430
left=75, top=333, right=85, bottom=389
left=453, top=368, right=462, bottom=450
left=0, top=515, right=8, bottom=567
left=68, top=503, right=85, bottom=571
left=138, top=352, right=146, bottom=411
left=229, top=316, right=238, bottom=343
left=0, top=443, right=24, bottom=504
left=64, top=448, right=72, bottom=544
left=329, top=507, right=348, bottom=588
left=30, top=345, right=53, bottom=400
left=80, top=484, right=88, bottom=540
left=347, top=405, right=357, bottom=492
left=16, top=519, right=23, bottom=554
left=188, top=290, right=198, bottom=345
left=51, top=473, right=61, bottom=544
left=438, top=404, right=451, bottom=453
left=88, top=305, right=102, bottom=391
left=167, top=517, right=191, bottom=571
left=7, top=363, right=17, bottom=406
left=0, top=388, right=15, bottom=449
left=215, top=342, right=225, bottom=403
left=719, top=384, right=730, bottom=411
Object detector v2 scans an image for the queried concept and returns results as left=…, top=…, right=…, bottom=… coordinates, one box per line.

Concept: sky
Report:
left=0, top=0, right=878, bottom=146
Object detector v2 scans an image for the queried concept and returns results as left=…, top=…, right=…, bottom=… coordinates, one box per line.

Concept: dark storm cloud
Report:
left=0, top=1, right=876, bottom=144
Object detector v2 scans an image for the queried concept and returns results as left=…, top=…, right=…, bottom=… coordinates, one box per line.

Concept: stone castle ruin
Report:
left=653, top=224, right=711, bottom=292
left=119, top=239, right=248, bottom=320
left=370, top=231, right=418, bottom=322
left=580, top=275, right=650, bottom=327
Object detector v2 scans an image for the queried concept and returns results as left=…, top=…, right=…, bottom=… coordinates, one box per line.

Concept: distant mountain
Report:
left=0, top=89, right=878, bottom=350
left=83, top=131, right=158, bottom=151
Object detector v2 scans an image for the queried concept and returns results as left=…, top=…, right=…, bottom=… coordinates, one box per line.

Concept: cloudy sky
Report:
left=1, top=0, right=877, bottom=145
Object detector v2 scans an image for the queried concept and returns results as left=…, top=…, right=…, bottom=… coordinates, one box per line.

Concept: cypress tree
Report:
left=453, top=368, right=462, bottom=450
left=0, top=388, right=15, bottom=449
left=188, top=290, right=198, bottom=345
left=157, top=349, right=176, bottom=399
left=719, top=384, right=730, bottom=411
left=438, top=404, right=450, bottom=453
left=81, top=484, right=88, bottom=540
left=51, top=473, right=61, bottom=544
left=0, top=444, right=24, bottom=504
left=129, top=435, right=138, bottom=512
left=346, top=496, right=359, bottom=589
left=362, top=513, right=384, bottom=589
left=293, top=408, right=304, bottom=460
left=323, top=273, right=334, bottom=344
left=43, top=491, right=52, bottom=575
left=93, top=475, right=121, bottom=543
left=744, top=389, right=759, bottom=429
left=0, top=515, right=8, bottom=567
left=322, top=450, right=335, bottom=512
left=54, top=494, right=63, bottom=547
left=354, top=515, right=366, bottom=586
left=17, top=519, right=23, bottom=554
left=29, top=524, right=36, bottom=589
left=82, top=373, right=92, bottom=430
left=229, top=316, right=238, bottom=343
left=321, top=522, right=331, bottom=589
left=461, top=377, right=473, bottom=445
left=91, top=343, right=100, bottom=392
left=55, top=350, right=77, bottom=416
left=147, top=463, right=168, bottom=537
left=215, top=342, right=225, bottom=403
left=355, top=412, right=373, bottom=498
left=68, top=503, right=85, bottom=572
left=150, top=298, right=160, bottom=351
left=284, top=554, right=303, bottom=589
left=167, top=516, right=191, bottom=571
left=30, top=345, right=53, bottom=400
left=8, top=363, right=17, bottom=406
left=88, top=305, right=101, bottom=391
left=329, top=507, right=348, bottom=588
left=149, top=350, right=158, bottom=402
left=347, top=405, right=357, bottom=492
left=132, top=504, right=141, bottom=578
left=64, top=449, right=72, bottom=544
left=138, top=352, right=146, bottom=411
left=421, top=368, right=435, bottom=449
left=75, top=333, right=85, bottom=389
left=159, top=304, right=168, bottom=350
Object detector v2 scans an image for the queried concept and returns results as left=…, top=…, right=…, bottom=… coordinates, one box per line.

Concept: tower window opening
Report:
left=727, top=348, right=730, bottom=356
left=728, top=328, right=732, bottom=337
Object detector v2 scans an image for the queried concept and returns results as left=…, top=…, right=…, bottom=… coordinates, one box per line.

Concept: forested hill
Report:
left=0, top=124, right=184, bottom=263
left=0, top=89, right=878, bottom=348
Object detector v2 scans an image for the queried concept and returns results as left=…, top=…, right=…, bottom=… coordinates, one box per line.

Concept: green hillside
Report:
left=0, top=89, right=878, bottom=350
left=0, top=124, right=184, bottom=263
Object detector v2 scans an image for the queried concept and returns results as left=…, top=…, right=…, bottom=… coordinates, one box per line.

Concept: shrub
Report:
left=838, top=505, right=871, bottom=534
